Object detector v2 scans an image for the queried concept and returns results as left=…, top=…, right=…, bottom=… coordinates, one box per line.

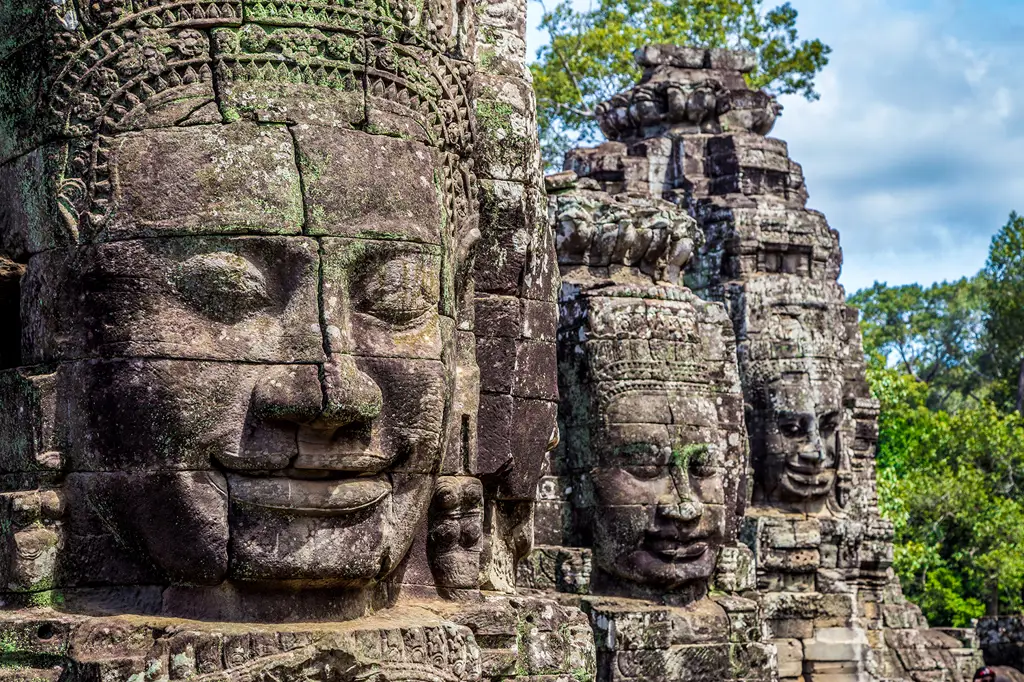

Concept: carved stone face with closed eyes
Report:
left=20, top=124, right=469, bottom=603
left=752, top=371, right=843, bottom=511
left=565, top=289, right=746, bottom=600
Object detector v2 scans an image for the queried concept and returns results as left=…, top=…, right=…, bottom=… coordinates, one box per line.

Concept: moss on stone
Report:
left=27, top=590, right=63, bottom=608
left=672, top=442, right=709, bottom=470
left=475, top=100, right=515, bottom=136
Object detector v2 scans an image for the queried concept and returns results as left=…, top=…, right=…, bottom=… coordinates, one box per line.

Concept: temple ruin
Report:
left=0, top=0, right=994, bottom=677
left=523, top=45, right=985, bottom=682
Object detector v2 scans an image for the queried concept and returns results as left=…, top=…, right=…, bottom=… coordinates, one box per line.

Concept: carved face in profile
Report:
left=754, top=371, right=842, bottom=508
left=23, top=125, right=470, bottom=590
left=573, top=292, right=744, bottom=595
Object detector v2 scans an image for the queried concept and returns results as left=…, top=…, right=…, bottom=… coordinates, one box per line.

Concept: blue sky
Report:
left=525, top=0, right=1024, bottom=293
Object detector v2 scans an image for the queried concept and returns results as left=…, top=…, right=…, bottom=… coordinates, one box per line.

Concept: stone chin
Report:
left=221, top=438, right=442, bottom=585
left=226, top=476, right=432, bottom=586
left=593, top=512, right=724, bottom=591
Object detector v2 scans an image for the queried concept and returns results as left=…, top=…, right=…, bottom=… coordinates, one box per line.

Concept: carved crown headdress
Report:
left=39, top=0, right=476, bottom=245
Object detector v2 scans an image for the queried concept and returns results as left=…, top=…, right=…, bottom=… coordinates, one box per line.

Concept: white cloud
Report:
left=773, top=0, right=1024, bottom=291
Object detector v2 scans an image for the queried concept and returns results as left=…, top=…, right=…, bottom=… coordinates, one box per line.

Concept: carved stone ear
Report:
left=0, top=369, right=65, bottom=595
left=834, top=424, right=853, bottom=510
left=0, top=488, right=65, bottom=596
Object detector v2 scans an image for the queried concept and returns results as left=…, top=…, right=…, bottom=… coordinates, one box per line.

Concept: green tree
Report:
left=982, top=212, right=1024, bottom=412
left=849, top=278, right=985, bottom=410
left=871, top=366, right=1024, bottom=622
left=856, top=213, right=1024, bottom=623
left=531, top=0, right=831, bottom=167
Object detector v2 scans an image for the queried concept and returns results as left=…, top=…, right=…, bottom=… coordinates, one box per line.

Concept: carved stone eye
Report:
left=818, top=411, right=840, bottom=434
left=625, top=465, right=664, bottom=482
left=778, top=419, right=805, bottom=438
left=172, top=251, right=271, bottom=323
left=353, top=253, right=439, bottom=326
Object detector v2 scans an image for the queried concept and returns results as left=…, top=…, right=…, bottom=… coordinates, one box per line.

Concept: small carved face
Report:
left=564, top=292, right=745, bottom=596
left=428, top=477, right=484, bottom=591
left=26, top=126, right=462, bottom=588
left=758, top=374, right=842, bottom=507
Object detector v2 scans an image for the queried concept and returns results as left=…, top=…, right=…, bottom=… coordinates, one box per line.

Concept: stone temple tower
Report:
left=524, top=44, right=984, bottom=682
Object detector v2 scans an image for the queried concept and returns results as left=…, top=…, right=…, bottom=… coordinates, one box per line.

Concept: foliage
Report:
left=982, top=212, right=1024, bottom=410
left=849, top=278, right=985, bottom=411
left=530, top=0, right=830, bottom=167
left=860, top=215, right=1024, bottom=623
left=871, top=365, right=1024, bottom=623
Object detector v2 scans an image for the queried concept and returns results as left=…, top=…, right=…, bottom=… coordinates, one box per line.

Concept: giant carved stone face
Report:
left=21, top=125, right=469, bottom=594
left=0, top=0, right=487, bottom=605
left=566, top=289, right=745, bottom=599
left=752, top=371, right=842, bottom=510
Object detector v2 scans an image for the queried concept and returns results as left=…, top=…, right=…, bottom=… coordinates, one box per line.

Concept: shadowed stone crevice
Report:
left=0, top=257, right=24, bottom=370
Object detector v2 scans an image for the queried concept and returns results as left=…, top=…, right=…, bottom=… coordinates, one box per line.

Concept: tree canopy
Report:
left=859, top=213, right=1024, bottom=624
left=982, top=212, right=1024, bottom=411
left=872, top=368, right=1024, bottom=625
left=530, top=0, right=831, bottom=167
left=850, top=278, right=985, bottom=411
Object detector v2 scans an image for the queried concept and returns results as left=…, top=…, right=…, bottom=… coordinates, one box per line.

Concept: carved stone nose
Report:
left=251, top=365, right=323, bottom=425
left=659, top=497, right=704, bottom=522
left=317, top=354, right=383, bottom=428
left=798, top=448, right=825, bottom=463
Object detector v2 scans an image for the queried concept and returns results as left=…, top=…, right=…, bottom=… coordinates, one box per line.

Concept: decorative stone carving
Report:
left=736, top=277, right=851, bottom=514
left=0, top=0, right=593, bottom=678
left=532, top=44, right=985, bottom=682
left=595, top=45, right=781, bottom=142
left=517, top=172, right=775, bottom=681
left=0, top=595, right=596, bottom=682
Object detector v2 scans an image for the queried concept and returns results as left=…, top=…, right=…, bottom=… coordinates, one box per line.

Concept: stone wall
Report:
left=980, top=617, right=1024, bottom=673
